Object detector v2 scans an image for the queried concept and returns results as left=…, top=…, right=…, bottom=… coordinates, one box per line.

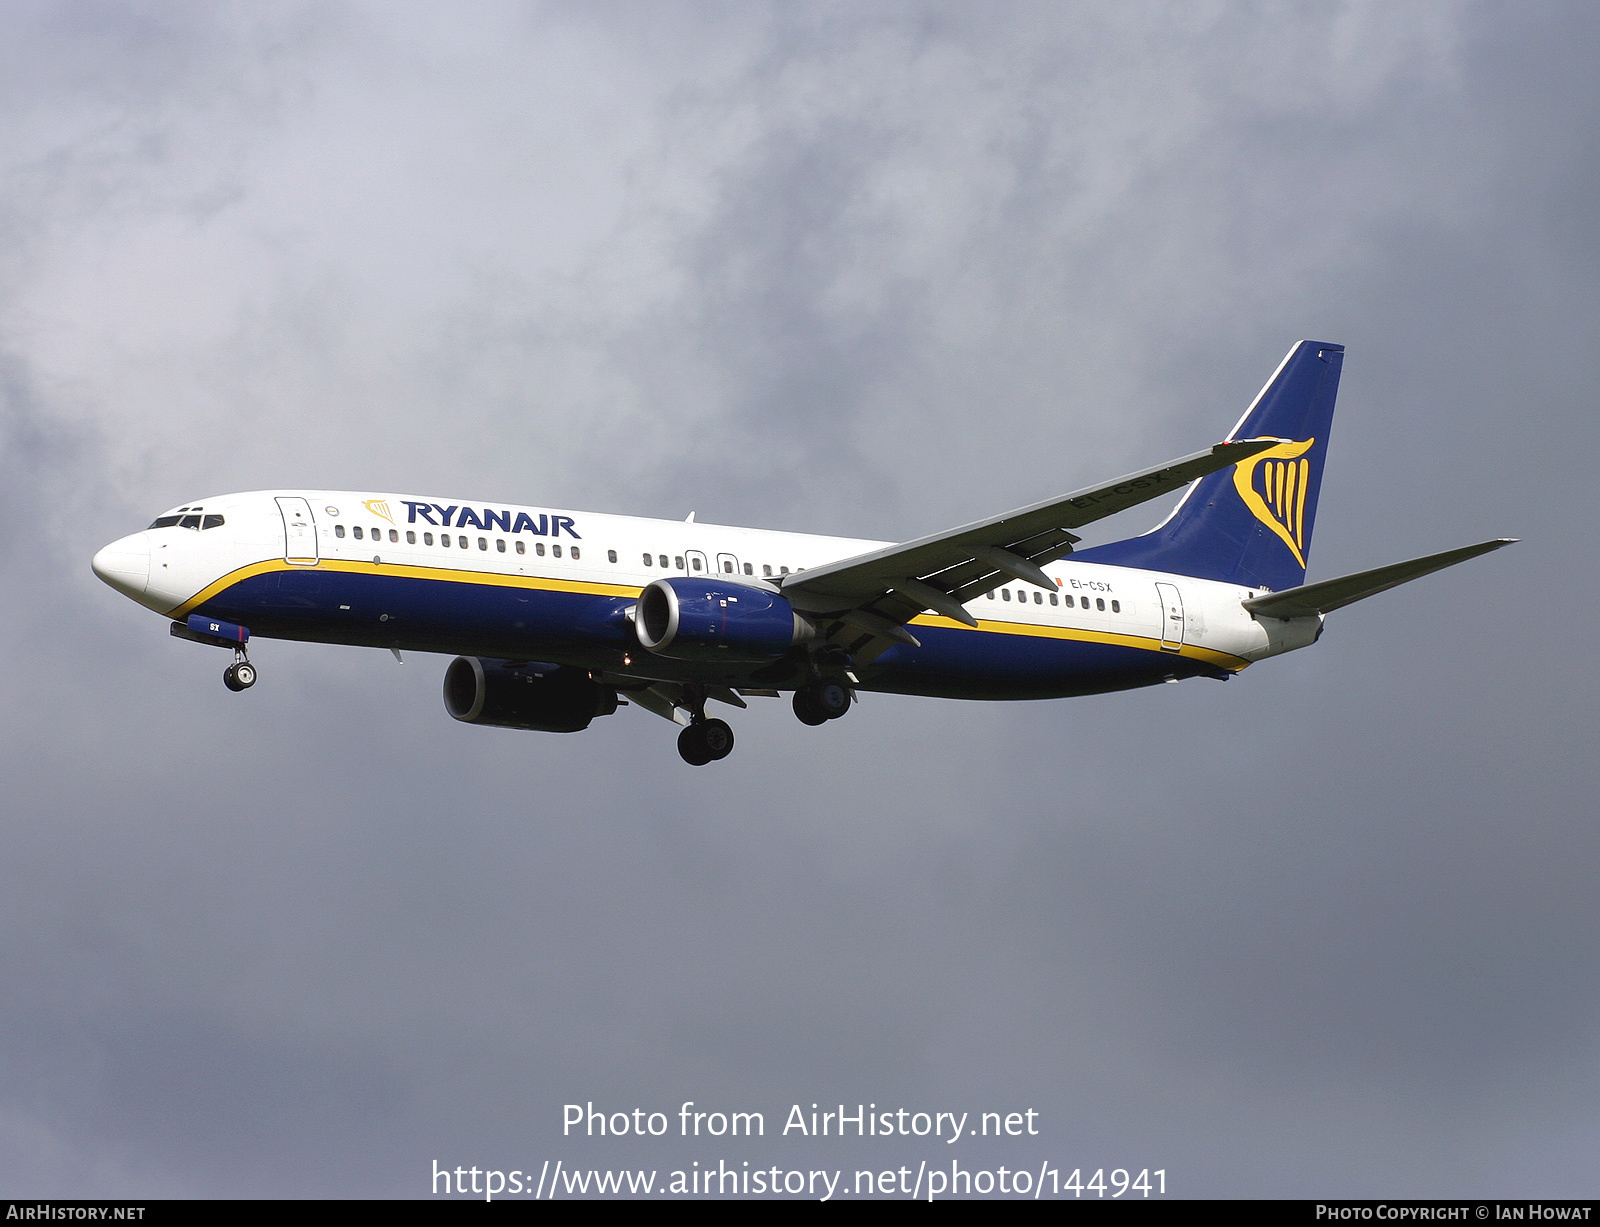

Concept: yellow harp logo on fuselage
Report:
left=363, top=499, right=395, bottom=524
left=1233, top=438, right=1315, bottom=567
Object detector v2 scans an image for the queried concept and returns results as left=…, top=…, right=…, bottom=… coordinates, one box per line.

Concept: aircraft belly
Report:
left=198, top=569, right=634, bottom=661
left=859, top=623, right=1177, bottom=700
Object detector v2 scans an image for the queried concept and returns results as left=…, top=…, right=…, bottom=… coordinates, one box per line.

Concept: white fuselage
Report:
left=94, top=489, right=1319, bottom=694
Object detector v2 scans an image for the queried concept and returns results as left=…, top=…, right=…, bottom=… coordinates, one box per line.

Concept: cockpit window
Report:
left=149, top=509, right=224, bottom=530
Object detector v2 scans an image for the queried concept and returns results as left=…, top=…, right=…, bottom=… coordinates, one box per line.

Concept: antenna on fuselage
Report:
left=685, top=511, right=696, bottom=522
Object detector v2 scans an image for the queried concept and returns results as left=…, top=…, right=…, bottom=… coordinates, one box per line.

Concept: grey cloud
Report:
left=1, top=0, right=1596, bottom=1198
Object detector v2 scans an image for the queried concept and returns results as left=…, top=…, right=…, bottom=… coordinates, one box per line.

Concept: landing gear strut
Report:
left=793, top=680, right=851, bottom=725
left=678, top=717, right=734, bottom=766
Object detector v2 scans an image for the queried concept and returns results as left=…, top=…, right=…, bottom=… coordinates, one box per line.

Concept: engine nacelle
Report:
left=635, top=576, right=814, bottom=661
left=443, top=657, right=618, bottom=733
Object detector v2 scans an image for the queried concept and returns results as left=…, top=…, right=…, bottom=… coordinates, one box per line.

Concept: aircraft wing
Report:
left=780, top=439, right=1280, bottom=655
left=1242, top=538, right=1517, bottom=620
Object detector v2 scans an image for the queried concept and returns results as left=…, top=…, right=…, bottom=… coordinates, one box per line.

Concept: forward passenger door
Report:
left=277, top=497, right=318, bottom=565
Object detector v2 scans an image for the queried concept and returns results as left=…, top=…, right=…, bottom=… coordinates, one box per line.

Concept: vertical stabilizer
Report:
left=1076, top=340, right=1344, bottom=591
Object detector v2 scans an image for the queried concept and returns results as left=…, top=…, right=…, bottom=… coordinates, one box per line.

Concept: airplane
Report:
left=91, top=340, right=1514, bottom=765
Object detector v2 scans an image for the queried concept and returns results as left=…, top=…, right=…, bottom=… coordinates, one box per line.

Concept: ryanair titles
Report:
left=401, top=501, right=580, bottom=538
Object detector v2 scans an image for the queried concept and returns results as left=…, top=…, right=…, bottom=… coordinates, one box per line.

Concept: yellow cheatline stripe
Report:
left=1282, top=461, right=1293, bottom=537
left=1295, top=457, right=1309, bottom=547
left=170, top=559, right=286, bottom=616
left=171, top=557, right=645, bottom=618
left=175, top=558, right=1251, bottom=672
left=908, top=612, right=1251, bottom=671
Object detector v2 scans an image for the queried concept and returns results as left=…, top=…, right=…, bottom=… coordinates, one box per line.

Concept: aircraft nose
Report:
left=91, top=532, right=151, bottom=599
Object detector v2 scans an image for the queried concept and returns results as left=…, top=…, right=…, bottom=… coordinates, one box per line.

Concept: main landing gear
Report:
left=678, top=717, right=734, bottom=766
left=669, top=684, right=735, bottom=766
left=792, top=680, right=851, bottom=726
left=667, top=676, right=849, bottom=765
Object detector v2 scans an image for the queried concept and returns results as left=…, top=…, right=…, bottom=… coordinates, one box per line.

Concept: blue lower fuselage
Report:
left=194, top=565, right=1231, bottom=701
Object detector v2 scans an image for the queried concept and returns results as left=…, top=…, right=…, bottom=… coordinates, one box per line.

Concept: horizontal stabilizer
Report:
left=1242, top=538, right=1517, bottom=620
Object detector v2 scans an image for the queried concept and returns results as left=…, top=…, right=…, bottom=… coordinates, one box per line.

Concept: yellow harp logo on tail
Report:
left=1232, top=438, right=1316, bottom=567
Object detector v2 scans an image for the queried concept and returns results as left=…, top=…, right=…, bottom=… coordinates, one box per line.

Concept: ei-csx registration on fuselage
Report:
left=92, top=341, right=1514, bottom=765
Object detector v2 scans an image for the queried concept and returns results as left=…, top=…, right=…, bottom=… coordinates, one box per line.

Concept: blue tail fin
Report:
left=1075, top=340, right=1344, bottom=591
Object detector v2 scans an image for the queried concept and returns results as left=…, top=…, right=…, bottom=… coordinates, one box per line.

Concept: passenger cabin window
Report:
left=478, top=537, right=488, bottom=550
left=607, top=549, right=616, bottom=563
left=335, top=524, right=346, bottom=538
left=643, top=553, right=653, bottom=566
left=389, top=529, right=399, bottom=543
left=353, top=526, right=364, bottom=540
left=659, top=554, right=668, bottom=568
left=1049, top=593, right=1058, bottom=606
left=1002, top=590, right=1011, bottom=601
left=535, top=542, right=545, bottom=556
left=743, top=562, right=753, bottom=575
left=1096, top=598, right=1105, bottom=611
left=406, top=530, right=416, bottom=544
left=571, top=547, right=580, bottom=560
left=692, top=557, right=702, bottom=571
left=780, top=566, right=789, bottom=575
left=763, top=564, right=772, bottom=577
left=1111, top=600, right=1120, bottom=612
left=1033, top=591, right=1043, bottom=604
left=425, top=533, right=435, bottom=545
left=515, top=540, right=524, bottom=554
left=496, top=539, right=506, bottom=553
left=458, top=535, right=467, bottom=549
left=553, top=544, right=563, bottom=558
left=723, top=560, right=734, bottom=573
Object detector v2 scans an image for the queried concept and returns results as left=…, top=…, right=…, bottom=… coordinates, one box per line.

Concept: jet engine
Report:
left=635, top=577, right=815, bottom=662
left=443, top=657, right=618, bottom=732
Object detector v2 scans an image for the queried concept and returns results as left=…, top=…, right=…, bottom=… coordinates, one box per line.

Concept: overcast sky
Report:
left=2, top=0, right=1596, bottom=1199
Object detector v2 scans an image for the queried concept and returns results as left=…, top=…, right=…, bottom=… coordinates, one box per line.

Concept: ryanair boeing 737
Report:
left=92, top=341, right=1512, bottom=764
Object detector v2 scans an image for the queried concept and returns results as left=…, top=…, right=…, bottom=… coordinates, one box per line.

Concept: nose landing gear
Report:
left=223, top=652, right=257, bottom=691
left=171, top=616, right=258, bottom=692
